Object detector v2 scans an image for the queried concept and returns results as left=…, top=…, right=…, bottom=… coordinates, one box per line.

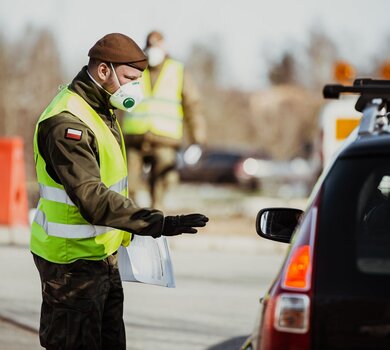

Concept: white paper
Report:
left=118, top=235, right=176, bottom=288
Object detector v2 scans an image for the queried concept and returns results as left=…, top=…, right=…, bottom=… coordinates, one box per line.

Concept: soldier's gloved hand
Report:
left=162, top=214, right=209, bottom=236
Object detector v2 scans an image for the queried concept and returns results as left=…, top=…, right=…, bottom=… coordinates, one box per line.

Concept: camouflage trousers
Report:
left=127, top=145, right=178, bottom=209
left=33, top=253, right=126, bottom=350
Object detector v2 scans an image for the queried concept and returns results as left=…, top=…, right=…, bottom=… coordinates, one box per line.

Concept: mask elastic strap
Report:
left=110, top=62, right=122, bottom=89
left=86, top=69, right=113, bottom=96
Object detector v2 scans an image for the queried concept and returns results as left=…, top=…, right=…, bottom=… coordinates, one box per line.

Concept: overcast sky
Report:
left=1, top=0, right=390, bottom=90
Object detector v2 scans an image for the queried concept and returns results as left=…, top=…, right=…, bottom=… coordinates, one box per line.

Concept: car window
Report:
left=357, top=172, right=390, bottom=275
left=315, top=155, right=390, bottom=296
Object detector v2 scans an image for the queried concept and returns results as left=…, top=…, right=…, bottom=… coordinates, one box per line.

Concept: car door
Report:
left=312, top=151, right=390, bottom=350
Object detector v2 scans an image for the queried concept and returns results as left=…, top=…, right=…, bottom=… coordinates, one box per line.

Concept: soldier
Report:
left=122, top=30, right=206, bottom=209
left=31, top=33, right=208, bottom=350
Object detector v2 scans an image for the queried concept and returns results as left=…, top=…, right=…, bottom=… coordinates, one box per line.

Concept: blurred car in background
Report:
left=178, top=147, right=268, bottom=190
left=178, top=146, right=319, bottom=196
left=247, top=156, right=320, bottom=197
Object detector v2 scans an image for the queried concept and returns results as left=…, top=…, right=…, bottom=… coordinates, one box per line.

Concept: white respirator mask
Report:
left=87, top=64, right=143, bottom=112
left=108, top=63, right=143, bottom=112
left=146, top=47, right=165, bottom=67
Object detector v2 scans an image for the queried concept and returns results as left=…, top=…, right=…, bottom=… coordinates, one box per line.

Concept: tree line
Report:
left=1, top=26, right=387, bottom=205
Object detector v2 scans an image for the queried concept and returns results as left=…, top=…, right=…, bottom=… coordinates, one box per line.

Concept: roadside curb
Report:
left=0, top=226, right=287, bottom=256
left=0, top=226, right=30, bottom=246
left=168, top=234, right=288, bottom=255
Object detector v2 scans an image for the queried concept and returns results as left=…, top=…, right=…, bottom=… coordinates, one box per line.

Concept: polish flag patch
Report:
left=65, top=128, right=83, bottom=141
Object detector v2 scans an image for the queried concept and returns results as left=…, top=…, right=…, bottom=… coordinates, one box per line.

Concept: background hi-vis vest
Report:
left=31, top=87, right=131, bottom=264
left=122, top=59, right=184, bottom=140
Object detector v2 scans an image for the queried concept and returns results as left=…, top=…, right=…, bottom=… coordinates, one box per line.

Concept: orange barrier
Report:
left=0, top=137, right=28, bottom=226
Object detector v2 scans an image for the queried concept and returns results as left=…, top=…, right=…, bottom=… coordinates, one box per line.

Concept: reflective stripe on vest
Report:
left=122, top=59, right=184, bottom=139
left=38, top=176, right=128, bottom=207
left=34, top=209, right=114, bottom=238
left=35, top=176, right=128, bottom=239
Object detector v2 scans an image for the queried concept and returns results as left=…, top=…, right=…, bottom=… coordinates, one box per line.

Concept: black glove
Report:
left=161, top=214, right=209, bottom=236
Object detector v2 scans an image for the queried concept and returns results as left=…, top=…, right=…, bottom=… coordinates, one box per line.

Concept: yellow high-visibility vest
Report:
left=122, top=59, right=184, bottom=140
left=31, top=87, right=131, bottom=263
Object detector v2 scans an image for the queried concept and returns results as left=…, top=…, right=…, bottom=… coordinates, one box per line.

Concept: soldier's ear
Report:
left=97, top=62, right=111, bottom=82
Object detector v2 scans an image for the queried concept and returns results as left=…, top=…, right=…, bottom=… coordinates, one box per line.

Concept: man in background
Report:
left=122, top=30, right=206, bottom=209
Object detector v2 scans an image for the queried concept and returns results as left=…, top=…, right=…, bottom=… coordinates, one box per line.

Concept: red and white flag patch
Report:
left=65, top=128, right=83, bottom=141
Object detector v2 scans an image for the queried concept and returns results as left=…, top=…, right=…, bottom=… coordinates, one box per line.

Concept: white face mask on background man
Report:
left=146, top=47, right=166, bottom=67
left=87, top=63, right=144, bottom=112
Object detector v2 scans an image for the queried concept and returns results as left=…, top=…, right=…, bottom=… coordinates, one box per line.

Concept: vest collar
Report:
left=69, top=66, right=114, bottom=118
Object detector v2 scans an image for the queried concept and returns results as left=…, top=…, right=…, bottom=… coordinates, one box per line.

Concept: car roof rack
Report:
left=323, top=79, right=390, bottom=136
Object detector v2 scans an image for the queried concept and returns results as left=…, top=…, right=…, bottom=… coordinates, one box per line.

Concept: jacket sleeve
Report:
left=182, top=70, right=207, bottom=145
left=37, top=113, right=164, bottom=237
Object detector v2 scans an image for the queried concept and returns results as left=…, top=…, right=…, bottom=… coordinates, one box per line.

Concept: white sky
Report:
left=1, top=0, right=390, bottom=90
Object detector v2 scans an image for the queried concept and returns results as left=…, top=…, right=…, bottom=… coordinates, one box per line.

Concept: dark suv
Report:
left=241, top=79, right=390, bottom=350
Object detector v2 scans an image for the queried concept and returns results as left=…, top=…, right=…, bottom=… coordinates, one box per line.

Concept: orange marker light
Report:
left=380, top=61, right=390, bottom=79
left=334, top=61, right=356, bottom=85
left=283, top=245, right=311, bottom=289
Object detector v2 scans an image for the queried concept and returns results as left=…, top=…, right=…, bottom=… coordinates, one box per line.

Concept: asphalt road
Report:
left=124, top=249, right=285, bottom=350
left=0, top=241, right=286, bottom=350
left=0, top=183, right=301, bottom=349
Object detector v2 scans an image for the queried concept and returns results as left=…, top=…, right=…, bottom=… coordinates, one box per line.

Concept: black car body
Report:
left=241, top=80, right=390, bottom=350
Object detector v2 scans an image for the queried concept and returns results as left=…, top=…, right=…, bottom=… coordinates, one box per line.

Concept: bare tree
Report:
left=249, top=85, right=322, bottom=159
left=305, top=28, right=338, bottom=90
left=186, top=41, right=219, bottom=88
left=0, top=26, right=64, bottom=202
left=268, top=51, right=298, bottom=85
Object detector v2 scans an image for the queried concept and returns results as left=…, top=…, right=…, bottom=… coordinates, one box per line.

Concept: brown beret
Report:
left=88, top=33, right=148, bottom=71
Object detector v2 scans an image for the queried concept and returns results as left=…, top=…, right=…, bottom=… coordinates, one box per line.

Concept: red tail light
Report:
left=283, top=245, right=311, bottom=289
left=258, top=196, right=320, bottom=350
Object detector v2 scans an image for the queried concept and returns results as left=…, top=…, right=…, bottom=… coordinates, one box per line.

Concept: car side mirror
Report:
left=256, top=208, right=304, bottom=243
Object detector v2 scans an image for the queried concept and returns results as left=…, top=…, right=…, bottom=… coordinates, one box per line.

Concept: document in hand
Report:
left=118, top=235, right=176, bottom=288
